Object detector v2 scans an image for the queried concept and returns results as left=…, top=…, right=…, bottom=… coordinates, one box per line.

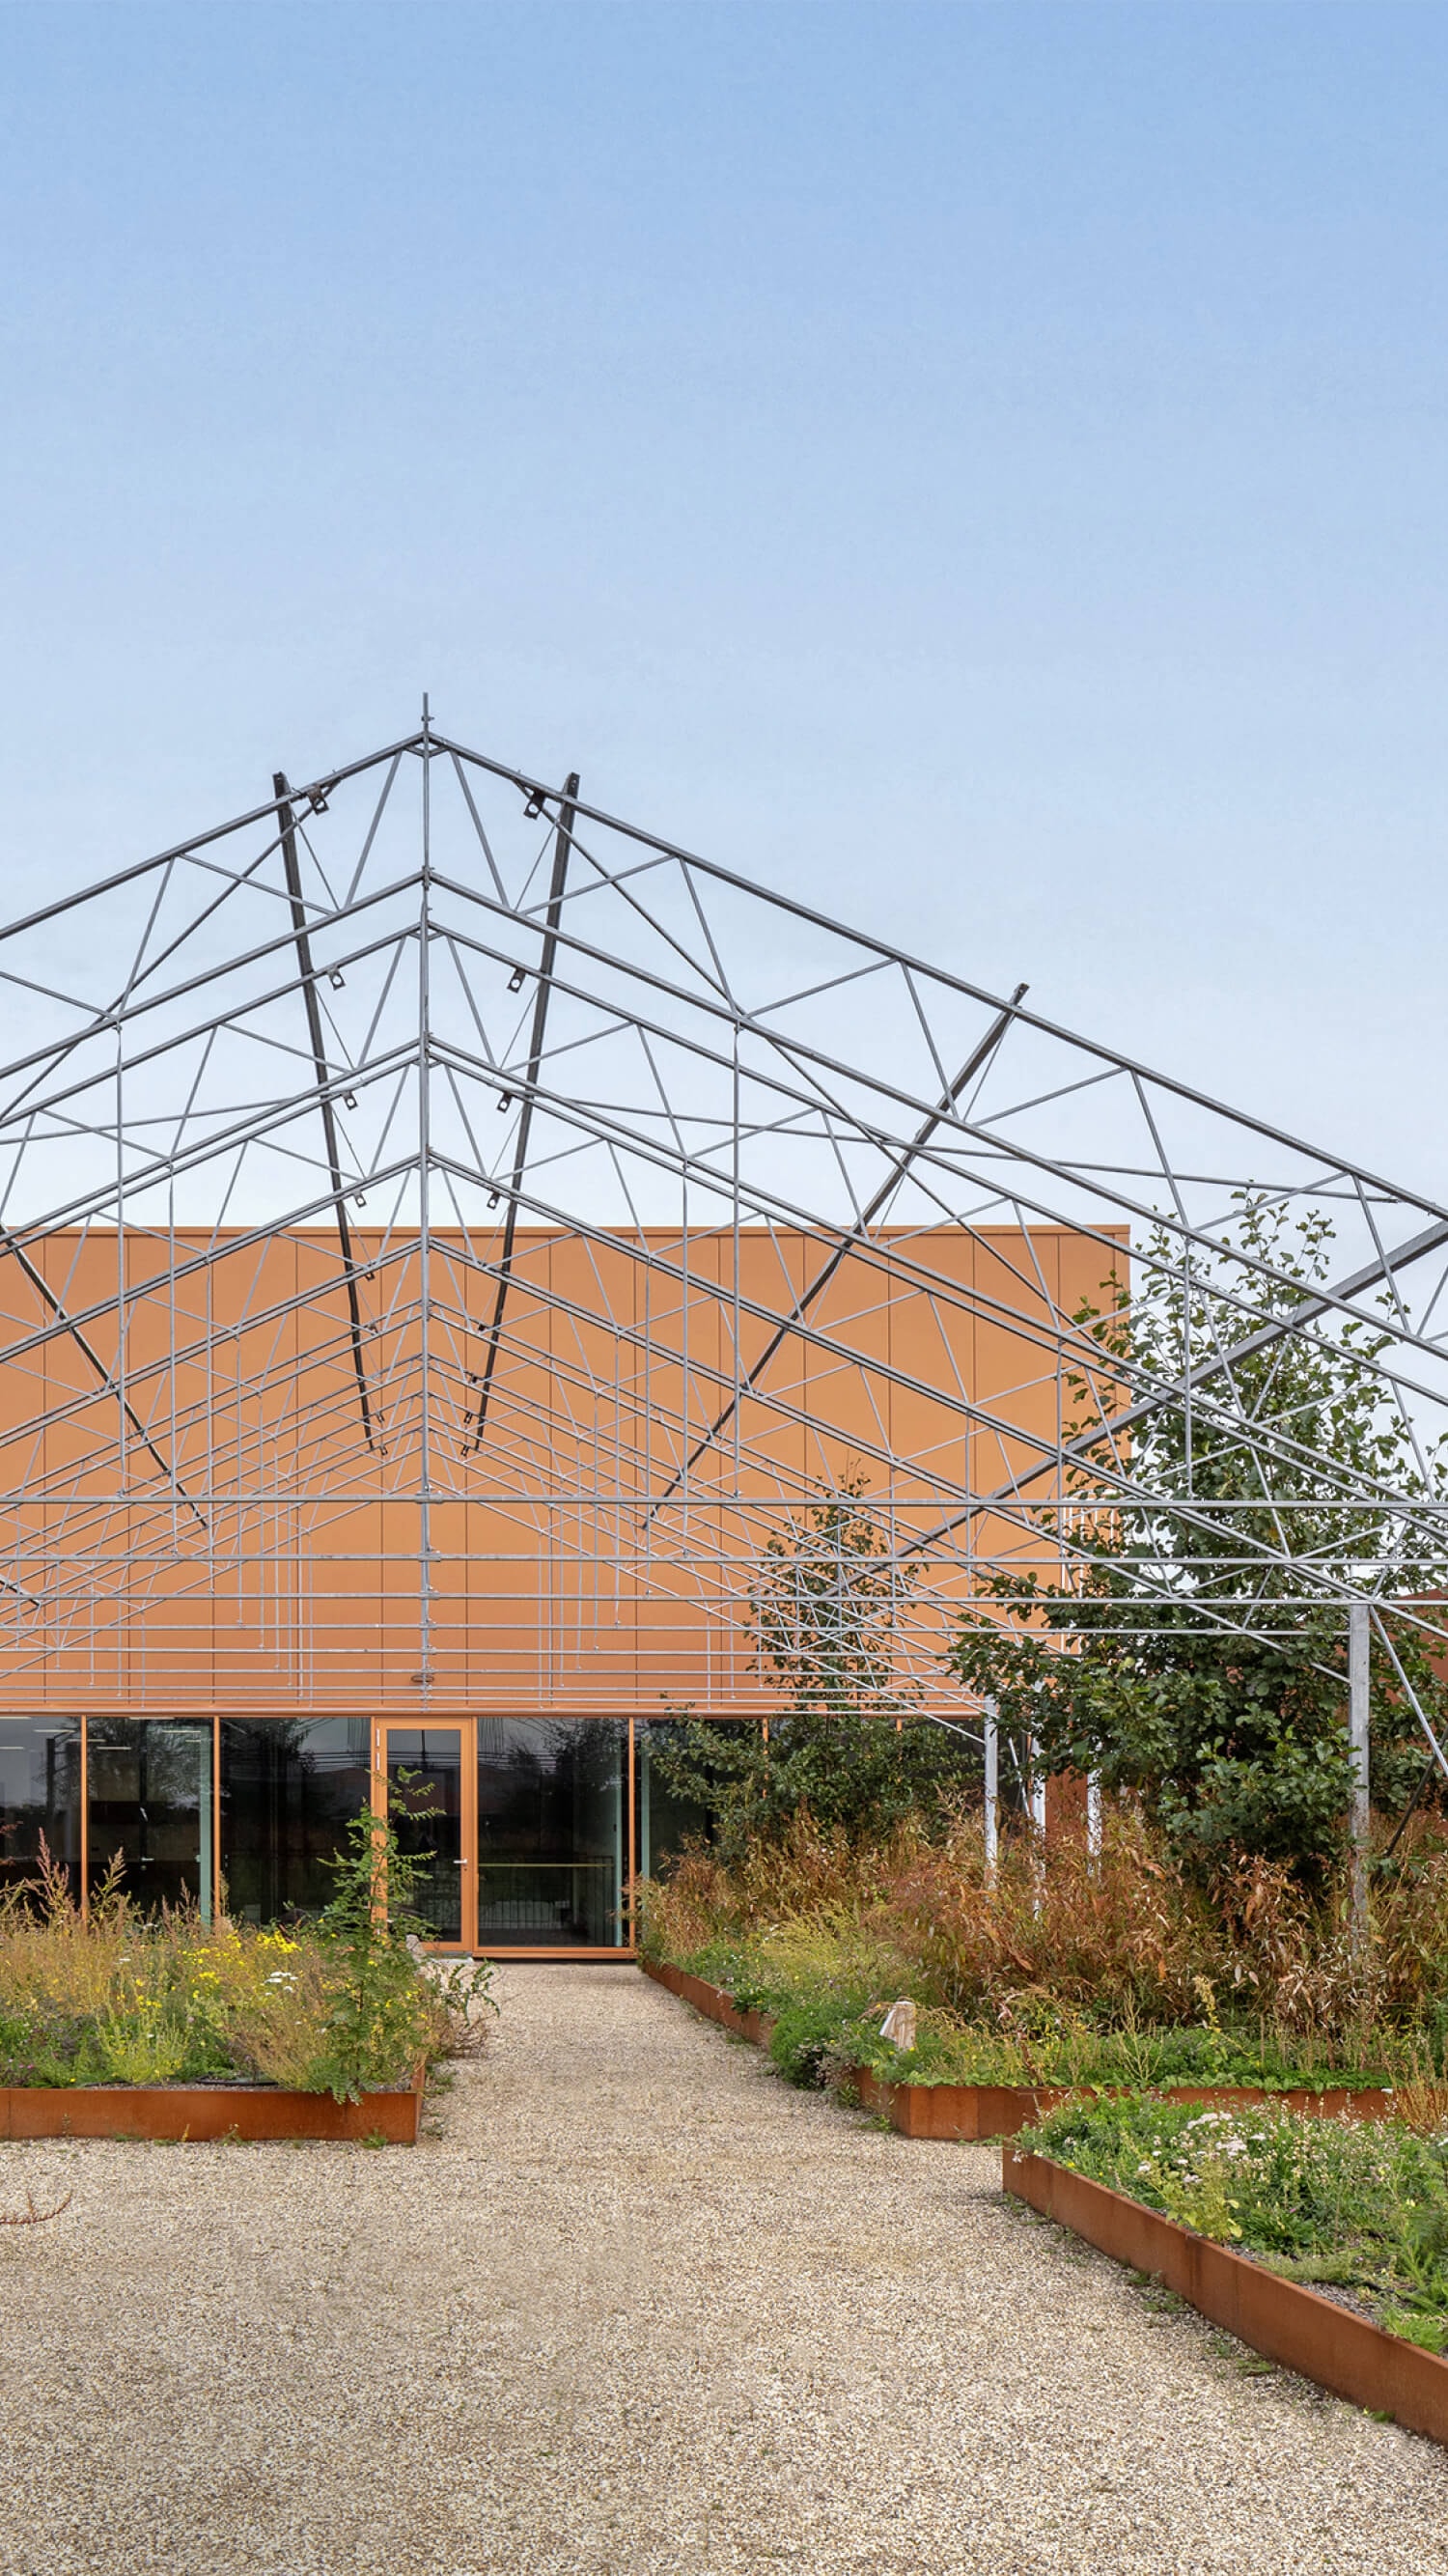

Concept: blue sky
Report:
left=2, top=1, right=1446, bottom=1189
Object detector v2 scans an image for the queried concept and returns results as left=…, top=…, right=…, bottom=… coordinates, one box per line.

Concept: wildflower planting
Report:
left=1017, top=2090, right=1448, bottom=2353
left=638, top=1801, right=1448, bottom=2100
left=0, top=1815, right=489, bottom=2102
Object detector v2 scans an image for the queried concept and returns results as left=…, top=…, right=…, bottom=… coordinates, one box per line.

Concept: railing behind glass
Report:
left=476, top=1859, right=619, bottom=1945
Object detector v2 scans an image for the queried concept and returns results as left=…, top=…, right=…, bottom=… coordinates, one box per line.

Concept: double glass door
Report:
left=372, top=1718, right=628, bottom=1952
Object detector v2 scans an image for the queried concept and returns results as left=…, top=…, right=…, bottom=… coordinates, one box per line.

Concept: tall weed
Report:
left=638, top=1799, right=1448, bottom=2078
left=0, top=1829, right=487, bottom=2097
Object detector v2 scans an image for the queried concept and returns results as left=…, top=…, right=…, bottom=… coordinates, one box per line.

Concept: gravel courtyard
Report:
left=2, top=1964, right=1447, bottom=2575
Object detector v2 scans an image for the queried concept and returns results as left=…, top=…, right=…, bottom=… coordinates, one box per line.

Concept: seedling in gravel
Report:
left=1126, top=2270, right=1185, bottom=2317
left=1205, top=2326, right=1272, bottom=2376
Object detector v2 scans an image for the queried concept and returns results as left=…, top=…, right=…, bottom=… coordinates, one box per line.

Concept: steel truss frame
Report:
left=2, top=711, right=1446, bottom=1770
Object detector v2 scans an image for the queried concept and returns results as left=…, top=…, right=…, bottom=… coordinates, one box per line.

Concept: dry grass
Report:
left=0, top=1838, right=484, bottom=2093
left=642, top=1801, right=1448, bottom=2068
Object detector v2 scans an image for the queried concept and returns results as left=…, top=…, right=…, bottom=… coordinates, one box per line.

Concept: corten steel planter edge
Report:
left=1162, top=2084, right=1395, bottom=2117
left=645, top=1970, right=1046, bottom=2134
left=872, top=2078, right=1395, bottom=2142
left=1003, top=2145, right=1448, bottom=2445
left=0, top=2070, right=424, bottom=2144
left=642, top=1958, right=775, bottom=2047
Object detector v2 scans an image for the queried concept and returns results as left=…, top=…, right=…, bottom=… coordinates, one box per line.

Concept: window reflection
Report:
left=634, top=1717, right=734, bottom=1881
left=88, top=1719, right=213, bottom=1917
left=220, top=1719, right=370, bottom=1924
left=477, top=1719, right=625, bottom=1946
left=0, top=1716, right=81, bottom=1901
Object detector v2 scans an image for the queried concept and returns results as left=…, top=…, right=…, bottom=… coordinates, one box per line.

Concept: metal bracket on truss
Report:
left=471, top=770, right=579, bottom=1452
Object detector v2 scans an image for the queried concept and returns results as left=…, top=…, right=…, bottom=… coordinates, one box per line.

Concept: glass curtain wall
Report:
left=0, top=1716, right=82, bottom=1900
left=477, top=1719, right=627, bottom=1946
left=87, top=1719, right=214, bottom=1917
left=219, top=1719, right=371, bottom=1923
left=0, top=1712, right=725, bottom=1945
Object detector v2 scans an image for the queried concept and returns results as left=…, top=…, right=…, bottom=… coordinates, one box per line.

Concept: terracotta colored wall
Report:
left=0, top=1223, right=1124, bottom=1715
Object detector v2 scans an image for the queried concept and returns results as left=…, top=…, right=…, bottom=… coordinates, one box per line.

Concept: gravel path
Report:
left=2, top=1964, right=1447, bottom=2574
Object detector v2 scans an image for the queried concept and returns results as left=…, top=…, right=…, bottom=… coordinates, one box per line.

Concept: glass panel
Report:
left=0, top=1716, right=82, bottom=1903
left=87, top=1719, right=213, bottom=1918
left=219, top=1719, right=371, bottom=1924
left=385, top=1727, right=463, bottom=1944
left=634, top=1717, right=736, bottom=1882
left=477, top=1719, right=625, bottom=1946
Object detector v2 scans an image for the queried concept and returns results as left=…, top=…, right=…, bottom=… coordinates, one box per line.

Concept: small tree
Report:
left=310, top=1793, right=437, bottom=2099
left=651, top=1472, right=978, bottom=1859
left=948, top=1200, right=1448, bottom=1883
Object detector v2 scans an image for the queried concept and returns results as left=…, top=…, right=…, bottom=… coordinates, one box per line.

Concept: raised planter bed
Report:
left=642, top=1962, right=1393, bottom=2139
left=0, top=2069, right=425, bottom=2144
left=851, top=2065, right=1055, bottom=2139
left=856, top=2069, right=1394, bottom=2140
left=643, top=1957, right=776, bottom=2047
left=1003, top=2142, right=1448, bottom=2444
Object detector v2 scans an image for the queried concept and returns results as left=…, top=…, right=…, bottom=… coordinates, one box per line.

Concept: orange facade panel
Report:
left=0, top=1223, right=1126, bottom=1718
